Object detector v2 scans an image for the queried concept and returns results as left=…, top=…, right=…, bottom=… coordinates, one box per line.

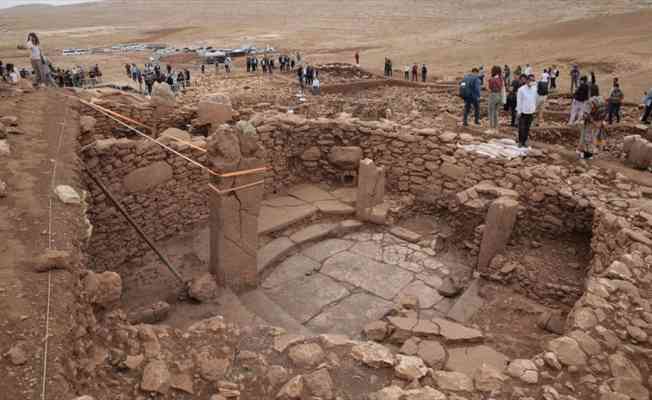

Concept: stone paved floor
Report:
left=262, top=228, right=473, bottom=337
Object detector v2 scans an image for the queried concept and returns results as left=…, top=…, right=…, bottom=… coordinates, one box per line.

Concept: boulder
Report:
left=5, top=342, right=27, bottom=365
left=329, top=146, right=363, bottom=169
left=351, top=341, right=395, bottom=368
left=364, top=320, right=389, bottom=341
left=402, top=387, right=447, bottom=400
left=188, top=274, right=219, bottom=302
left=0, top=116, right=18, bottom=126
left=304, top=369, right=334, bottom=399
left=432, top=370, right=474, bottom=391
left=198, top=93, right=233, bottom=126
left=547, top=336, right=587, bottom=366
left=141, top=360, right=171, bottom=394
left=151, top=83, right=176, bottom=108
left=54, top=185, right=81, bottom=205
left=394, top=355, right=428, bottom=380
left=79, top=116, right=96, bottom=134
left=506, top=359, right=538, bottom=384
left=277, top=375, right=303, bottom=399
left=160, top=127, right=191, bottom=142
left=288, top=343, right=325, bottom=368
left=83, top=271, right=122, bottom=307
left=123, top=161, right=173, bottom=193
left=474, top=363, right=509, bottom=392
left=608, top=352, right=642, bottom=381
left=127, top=301, right=171, bottom=324
left=416, top=340, right=446, bottom=369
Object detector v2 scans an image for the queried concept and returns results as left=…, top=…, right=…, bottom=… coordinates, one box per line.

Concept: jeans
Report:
left=488, top=92, right=502, bottom=129
left=463, top=98, right=480, bottom=126
left=607, top=102, right=621, bottom=124
left=570, top=78, right=579, bottom=94
left=518, top=113, right=533, bottom=146
left=31, top=58, right=44, bottom=85
left=642, top=104, right=652, bottom=123
left=569, top=100, right=585, bottom=124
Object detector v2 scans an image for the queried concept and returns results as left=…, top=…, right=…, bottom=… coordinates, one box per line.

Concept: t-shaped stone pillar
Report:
left=477, top=197, right=519, bottom=271
left=356, top=158, right=386, bottom=222
left=207, top=121, right=265, bottom=292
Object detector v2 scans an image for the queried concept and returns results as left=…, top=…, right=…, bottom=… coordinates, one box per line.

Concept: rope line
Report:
left=41, top=93, right=69, bottom=400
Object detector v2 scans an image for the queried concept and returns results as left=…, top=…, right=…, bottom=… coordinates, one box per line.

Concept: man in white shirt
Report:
left=524, top=64, right=533, bottom=76
left=516, top=74, right=538, bottom=147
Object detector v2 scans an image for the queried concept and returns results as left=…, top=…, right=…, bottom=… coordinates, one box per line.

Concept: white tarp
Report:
left=460, top=138, right=529, bottom=160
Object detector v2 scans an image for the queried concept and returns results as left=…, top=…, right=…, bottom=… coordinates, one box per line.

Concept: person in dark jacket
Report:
left=569, top=76, right=589, bottom=124
left=421, top=64, right=428, bottom=82
left=462, top=68, right=482, bottom=126
left=607, top=79, right=624, bottom=124
left=505, top=76, right=522, bottom=127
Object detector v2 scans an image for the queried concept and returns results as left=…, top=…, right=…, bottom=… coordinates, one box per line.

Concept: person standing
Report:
left=550, top=65, right=559, bottom=91
left=570, top=64, right=580, bottom=94
left=607, top=79, right=624, bottom=124
left=201, top=64, right=205, bottom=74
left=411, top=63, right=418, bottom=82
left=516, top=74, right=538, bottom=147
left=404, top=65, right=410, bottom=81
left=514, top=65, right=522, bottom=77
left=579, top=96, right=606, bottom=159
left=524, top=64, right=532, bottom=76
left=421, top=64, right=428, bottom=82
left=225, top=56, right=232, bottom=73
left=641, top=88, right=652, bottom=124
left=569, top=76, right=589, bottom=124
left=355, top=51, right=360, bottom=66
left=503, top=65, right=511, bottom=87
left=536, top=69, right=550, bottom=126
left=487, top=66, right=504, bottom=132
left=506, top=74, right=522, bottom=127
left=461, top=68, right=481, bottom=126
left=24, top=32, right=45, bottom=86
left=478, top=65, right=485, bottom=87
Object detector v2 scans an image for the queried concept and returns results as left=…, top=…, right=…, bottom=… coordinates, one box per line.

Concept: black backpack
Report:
left=459, top=76, right=474, bottom=100
left=537, top=80, right=549, bottom=96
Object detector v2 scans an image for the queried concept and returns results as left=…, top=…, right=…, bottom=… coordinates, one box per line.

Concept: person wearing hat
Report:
left=516, top=74, right=538, bottom=147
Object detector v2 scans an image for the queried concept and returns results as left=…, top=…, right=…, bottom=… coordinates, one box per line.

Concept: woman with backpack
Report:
left=607, top=79, right=624, bottom=124
left=487, top=66, right=504, bottom=133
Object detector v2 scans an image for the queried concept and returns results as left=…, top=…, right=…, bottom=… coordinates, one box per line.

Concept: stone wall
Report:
left=82, top=135, right=210, bottom=271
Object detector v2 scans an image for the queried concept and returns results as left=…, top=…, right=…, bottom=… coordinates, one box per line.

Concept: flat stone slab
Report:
left=288, top=184, right=335, bottom=203
left=307, top=293, right=394, bottom=337
left=389, top=227, right=423, bottom=243
left=321, top=251, right=414, bottom=300
left=314, top=200, right=355, bottom=215
left=265, top=274, right=349, bottom=323
left=446, top=279, right=484, bottom=323
left=289, top=223, right=338, bottom=244
left=302, top=239, right=353, bottom=263
left=399, top=280, right=444, bottom=309
left=432, top=317, right=484, bottom=343
left=446, top=345, right=509, bottom=377
left=264, top=196, right=308, bottom=208
left=350, top=241, right=383, bottom=261
left=258, top=237, right=296, bottom=273
left=262, top=254, right=320, bottom=289
left=258, top=204, right=318, bottom=235
left=331, top=188, right=357, bottom=205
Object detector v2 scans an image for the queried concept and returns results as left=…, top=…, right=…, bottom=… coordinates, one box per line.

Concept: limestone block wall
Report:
left=250, top=112, right=594, bottom=237
left=82, top=136, right=210, bottom=271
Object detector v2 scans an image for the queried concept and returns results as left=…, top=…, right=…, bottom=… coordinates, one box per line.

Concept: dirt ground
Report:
left=1, top=1, right=652, bottom=96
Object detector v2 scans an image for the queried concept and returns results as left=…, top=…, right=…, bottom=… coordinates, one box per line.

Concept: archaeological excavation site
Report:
left=1, top=65, right=652, bottom=400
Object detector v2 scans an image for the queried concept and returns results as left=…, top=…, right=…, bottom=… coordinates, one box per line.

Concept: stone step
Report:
left=239, top=289, right=313, bottom=335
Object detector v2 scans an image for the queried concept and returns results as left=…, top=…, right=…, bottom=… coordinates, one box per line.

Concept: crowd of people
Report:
left=52, top=64, right=103, bottom=88
left=382, top=58, right=429, bottom=82
left=125, top=63, right=191, bottom=95
left=459, top=63, right=652, bottom=160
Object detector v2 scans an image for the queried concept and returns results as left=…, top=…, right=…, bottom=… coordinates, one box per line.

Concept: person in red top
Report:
left=487, top=65, right=504, bottom=132
left=411, top=63, right=418, bottom=82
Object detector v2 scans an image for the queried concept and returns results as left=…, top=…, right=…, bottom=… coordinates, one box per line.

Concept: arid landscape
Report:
left=1, top=1, right=652, bottom=400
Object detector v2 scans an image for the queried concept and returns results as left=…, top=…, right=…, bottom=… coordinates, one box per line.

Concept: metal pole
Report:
left=84, top=167, right=186, bottom=284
